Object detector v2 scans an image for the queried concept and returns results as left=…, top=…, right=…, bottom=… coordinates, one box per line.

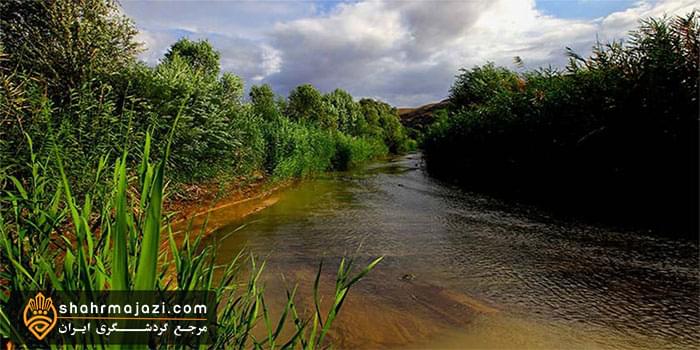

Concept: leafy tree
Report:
left=250, top=84, right=281, bottom=121
left=286, top=84, right=337, bottom=128
left=324, top=89, right=361, bottom=133
left=164, top=38, right=220, bottom=76
left=359, top=99, right=409, bottom=153
left=0, top=0, right=139, bottom=98
left=219, top=72, right=244, bottom=106
left=286, top=84, right=324, bottom=122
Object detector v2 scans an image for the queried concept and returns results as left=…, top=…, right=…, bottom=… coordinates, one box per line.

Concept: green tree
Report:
left=250, top=84, right=281, bottom=121
left=0, top=0, right=139, bottom=98
left=219, top=72, right=244, bottom=106
left=164, top=38, right=220, bottom=76
left=286, top=84, right=335, bottom=127
left=359, top=99, right=408, bottom=153
left=324, top=89, right=361, bottom=133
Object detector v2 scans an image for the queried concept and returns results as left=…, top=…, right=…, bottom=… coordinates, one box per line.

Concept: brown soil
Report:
left=162, top=175, right=291, bottom=247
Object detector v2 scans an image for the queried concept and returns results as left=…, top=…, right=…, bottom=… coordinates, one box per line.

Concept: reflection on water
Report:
left=211, top=153, right=699, bottom=349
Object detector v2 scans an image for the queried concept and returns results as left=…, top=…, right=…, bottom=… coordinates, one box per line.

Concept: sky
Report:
left=120, top=0, right=697, bottom=107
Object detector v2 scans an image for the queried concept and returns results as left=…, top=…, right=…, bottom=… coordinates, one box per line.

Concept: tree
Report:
left=220, top=72, right=244, bottom=106
left=250, top=84, right=281, bottom=121
left=324, top=89, right=360, bottom=133
left=286, top=84, right=335, bottom=128
left=0, top=0, right=139, bottom=98
left=164, top=38, right=220, bottom=76
left=359, top=98, right=408, bottom=152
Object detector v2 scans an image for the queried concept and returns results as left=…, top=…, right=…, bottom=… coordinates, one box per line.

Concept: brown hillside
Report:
left=398, top=99, right=449, bottom=132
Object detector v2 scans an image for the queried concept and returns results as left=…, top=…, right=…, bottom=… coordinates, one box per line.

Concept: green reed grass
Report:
left=0, top=130, right=382, bottom=349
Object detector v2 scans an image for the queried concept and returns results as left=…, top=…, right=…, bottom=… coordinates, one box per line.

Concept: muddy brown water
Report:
left=207, top=153, right=699, bottom=349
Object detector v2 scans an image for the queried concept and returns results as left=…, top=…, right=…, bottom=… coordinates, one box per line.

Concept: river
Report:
left=209, top=153, right=699, bottom=349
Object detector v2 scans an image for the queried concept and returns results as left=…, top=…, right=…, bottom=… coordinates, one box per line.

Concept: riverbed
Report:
left=209, top=153, right=699, bottom=349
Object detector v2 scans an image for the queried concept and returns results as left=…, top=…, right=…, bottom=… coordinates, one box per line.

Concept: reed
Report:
left=0, top=131, right=382, bottom=348
left=423, top=12, right=698, bottom=232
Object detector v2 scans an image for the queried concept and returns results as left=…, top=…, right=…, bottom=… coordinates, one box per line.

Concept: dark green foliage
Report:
left=122, top=56, right=250, bottom=182
left=220, top=72, right=245, bottom=104
left=164, top=38, right=221, bottom=76
left=332, top=133, right=388, bottom=171
left=286, top=84, right=331, bottom=126
left=324, top=88, right=361, bottom=133
left=359, top=99, right=413, bottom=154
left=0, top=0, right=139, bottom=100
left=249, top=84, right=411, bottom=179
left=449, top=63, right=521, bottom=108
left=250, top=84, right=282, bottom=122
left=424, top=13, right=699, bottom=233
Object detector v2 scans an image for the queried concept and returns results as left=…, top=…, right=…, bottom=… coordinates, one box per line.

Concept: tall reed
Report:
left=0, top=130, right=382, bottom=348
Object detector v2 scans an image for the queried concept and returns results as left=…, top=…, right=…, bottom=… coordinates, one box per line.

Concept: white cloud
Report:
left=598, top=0, right=698, bottom=40
left=122, top=0, right=698, bottom=106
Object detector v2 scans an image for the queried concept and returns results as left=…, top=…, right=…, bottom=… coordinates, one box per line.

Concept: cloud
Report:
left=264, top=0, right=696, bottom=106
left=122, top=0, right=316, bottom=87
left=598, top=0, right=698, bottom=40
left=122, top=0, right=698, bottom=106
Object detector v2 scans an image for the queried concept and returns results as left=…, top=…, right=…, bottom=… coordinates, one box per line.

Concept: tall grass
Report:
left=0, top=132, right=382, bottom=348
left=1, top=2, right=396, bottom=345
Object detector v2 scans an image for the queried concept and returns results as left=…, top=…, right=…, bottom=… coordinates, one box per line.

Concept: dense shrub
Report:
left=359, top=99, right=413, bottom=153
left=332, top=133, right=389, bottom=171
left=324, top=88, right=362, bottom=133
left=0, top=0, right=412, bottom=198
left=269, top=121, right=335, bottom=179
left=250, top=85, right=410, bottom=179
left=424, top=13, right=699, bottom=233
left=286, top=84, right=335, bottom=127
left=0, top=0, right=139, bottom=100
left=164, top=38, right=221, bottom=76
left=122, top=56, right=252, bottom=182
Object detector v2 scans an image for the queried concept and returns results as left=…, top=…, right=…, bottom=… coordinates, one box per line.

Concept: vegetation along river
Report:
left=208, top=153, right=698, bottom=349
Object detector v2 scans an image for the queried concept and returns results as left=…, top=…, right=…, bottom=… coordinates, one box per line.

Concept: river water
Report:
left=210, top=153, right=699, bottom=349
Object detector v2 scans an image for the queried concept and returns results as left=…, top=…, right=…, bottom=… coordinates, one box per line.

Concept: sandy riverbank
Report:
left=165, top=176, right=291, bottom=241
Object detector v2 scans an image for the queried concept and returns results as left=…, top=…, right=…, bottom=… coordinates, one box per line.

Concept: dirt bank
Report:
left=165, top=176, right=290, bottom=239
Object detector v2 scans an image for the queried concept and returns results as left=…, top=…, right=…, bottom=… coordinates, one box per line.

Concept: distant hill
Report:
left=398, top=99, right=449, bottom=133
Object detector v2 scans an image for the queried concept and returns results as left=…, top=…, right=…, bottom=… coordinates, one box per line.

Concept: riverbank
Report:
left=165, top=175, right=292, bottom=245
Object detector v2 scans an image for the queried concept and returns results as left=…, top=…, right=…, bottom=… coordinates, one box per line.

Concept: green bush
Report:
left=0, top=0, right=139, bottom=100
left=332, top=133, right=389, bottom=171
left=112, top=55, right=251, bottom=182
left=424, top=13, right=699, bottom=233
left=359, top=99, right=412, bottom=153
left=0, top=0, right=412, bottom=195
left=164, top=38, right=221, bottom=76
left=271, top=122, right=336, bottom=179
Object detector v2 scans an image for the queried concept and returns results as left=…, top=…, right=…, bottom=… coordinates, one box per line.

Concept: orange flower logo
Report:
left=22, top=293, right=57, bottom=341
